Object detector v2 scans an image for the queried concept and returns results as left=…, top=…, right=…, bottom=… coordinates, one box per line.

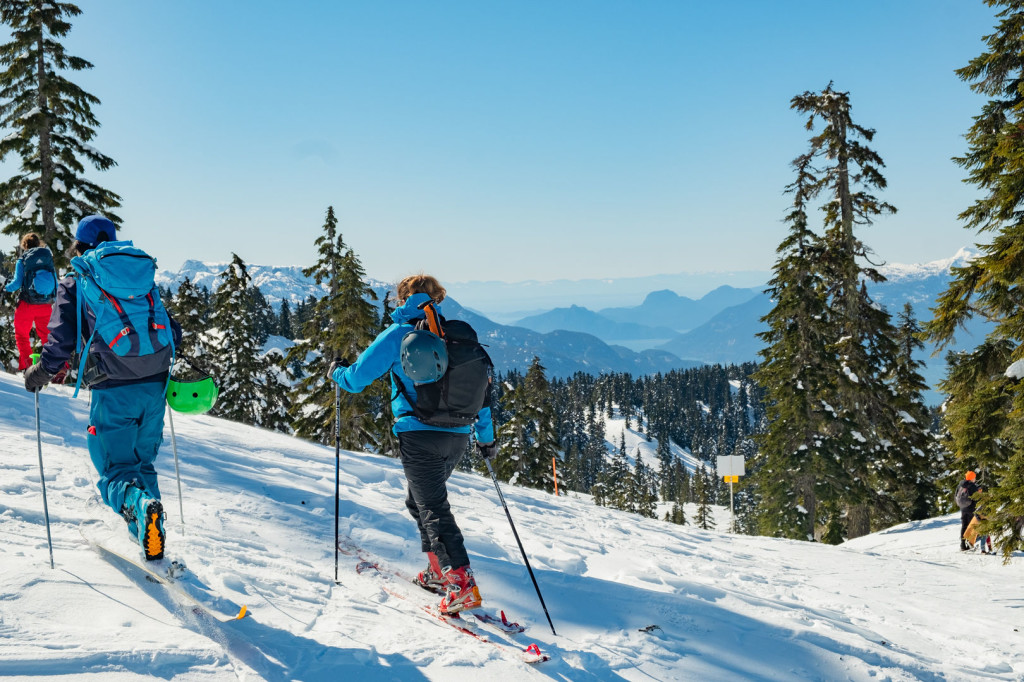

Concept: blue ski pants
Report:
left=86, top=381, right=166, bottom=515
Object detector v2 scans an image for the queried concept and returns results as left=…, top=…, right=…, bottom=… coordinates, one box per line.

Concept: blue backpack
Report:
left=20, top=246, right=56, bottom=304
left=70, top=241, right=175, bottom=396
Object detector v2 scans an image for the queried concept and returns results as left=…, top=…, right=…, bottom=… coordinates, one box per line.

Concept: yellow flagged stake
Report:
left=552, top=457, right=559, bottom=496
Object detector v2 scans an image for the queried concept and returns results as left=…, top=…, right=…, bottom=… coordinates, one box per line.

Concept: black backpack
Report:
left=397, top=308, right=493, bottom=428
left=20, top=246, right=56, bottom=304
left=954, top=482, right=973, bottom=510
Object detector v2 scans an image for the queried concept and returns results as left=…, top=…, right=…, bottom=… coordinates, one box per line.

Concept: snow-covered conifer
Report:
left=209, top=254, right=290, bottom=431
left=494, top=356, right=559, bottom=492
left=924, top=2, right=1024, bottom=556
left=756, top=83, right=903, bottom=542
left=0, top=2, right=120, bottom=269
left=285, top=207, right=379, bottom=449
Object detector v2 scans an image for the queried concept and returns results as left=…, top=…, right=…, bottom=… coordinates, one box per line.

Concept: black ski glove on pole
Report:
left=477, top=442, right=498, bottom=461
left=24, top=363, right=54, bottom=393
left=328, top=357, right=351, bottom=379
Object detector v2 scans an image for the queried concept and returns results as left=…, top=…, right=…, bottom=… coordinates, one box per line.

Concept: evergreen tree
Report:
left=632, top=450, right=658, bottom=519
left=757, top=83, right=902, bottom=542
left=694, top=465, right=715, bottom=530
left=209, top=254, right=290, bottom=430
left=879, top=304, right=944, bottom=524
left=753, top=123, right=836, bottom=541
left=286, top=207, right=379, bottom=449
left=0, top=2, right=120, bottom=270
left=494, top=356, right=559, bottom=492
left=368, top=290, right=399, bottom=458
left=166, top=277, right=211, bottom=367
left=657, top=434, right=677, bottom=502
left=665, top=501, right=686, bottom=525
left=924, top=1, right=1024, bottom=557
left=250, top=288, right=276, bottom=347
left=278, top=299, right=294, bottom=339
left=604, top=439, right=633, bottom=512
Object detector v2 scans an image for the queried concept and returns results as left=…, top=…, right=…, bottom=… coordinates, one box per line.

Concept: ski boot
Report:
left=121, top=485, right=166, bottom=561
left=414, top=551, right=445, bottom=594
left=439, top=566, right=482, bottom=614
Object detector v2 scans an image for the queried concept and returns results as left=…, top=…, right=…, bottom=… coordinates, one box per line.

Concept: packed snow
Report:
left=1, top=370, right=1022, bottom=681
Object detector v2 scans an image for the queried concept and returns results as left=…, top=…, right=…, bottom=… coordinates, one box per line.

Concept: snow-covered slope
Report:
left=1, top=371, right=1022, bottom=681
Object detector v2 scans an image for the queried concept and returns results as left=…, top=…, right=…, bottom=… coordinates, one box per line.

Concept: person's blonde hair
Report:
left=20, top=232, right=41, bottom=250
left=396, top=274, right=446, bottom=304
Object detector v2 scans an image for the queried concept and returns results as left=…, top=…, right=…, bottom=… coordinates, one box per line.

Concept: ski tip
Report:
left=523, top=643, right=550, bottom=663
left=234, top=605, right=248, bottom=620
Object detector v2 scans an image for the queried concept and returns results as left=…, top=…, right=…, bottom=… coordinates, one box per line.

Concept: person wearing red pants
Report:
left=4, top=233, right=57, bottom=371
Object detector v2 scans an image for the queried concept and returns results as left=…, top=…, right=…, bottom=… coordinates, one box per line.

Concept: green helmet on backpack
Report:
left=166, top=374, right=219, bottom=414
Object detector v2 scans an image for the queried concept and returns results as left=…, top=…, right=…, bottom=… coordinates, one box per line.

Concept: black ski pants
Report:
left=961, top=509, right=975, bottom=543
left=398, top=430, right=471, bottom=571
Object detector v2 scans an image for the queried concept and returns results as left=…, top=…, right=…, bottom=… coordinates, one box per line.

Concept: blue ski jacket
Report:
left=332, top=292, right=494, bottom=443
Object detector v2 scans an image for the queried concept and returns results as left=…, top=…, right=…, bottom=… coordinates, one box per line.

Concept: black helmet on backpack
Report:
left=401, top=329, right=448, bottom=385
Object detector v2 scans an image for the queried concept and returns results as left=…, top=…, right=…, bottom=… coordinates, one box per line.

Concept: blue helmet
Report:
left=401, top=329, right=448, bottom=384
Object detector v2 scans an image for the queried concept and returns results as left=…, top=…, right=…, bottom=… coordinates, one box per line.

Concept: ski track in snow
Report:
left=1, top=370, right=1022, bottom=681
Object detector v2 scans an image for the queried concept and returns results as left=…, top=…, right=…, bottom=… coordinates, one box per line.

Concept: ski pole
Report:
left=484, top=458, right=557, bottom=636
left=34, top=390, right=55, bottom=569
left=167, top=404, right=186, bottom=530
left=334, top=374, right=342, bottom=585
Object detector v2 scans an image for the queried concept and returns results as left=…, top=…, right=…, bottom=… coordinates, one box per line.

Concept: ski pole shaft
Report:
left=334, top=381, right=341, bottom=585
left=167, top=405, right=186, bottom=530
left=34, top=391, right=54, bottom=569
left=484, top=458, right=556, bottom=636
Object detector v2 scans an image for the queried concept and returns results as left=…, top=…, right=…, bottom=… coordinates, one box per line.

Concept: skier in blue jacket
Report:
left=24, top=215, right=182, bottom=561
left=332, top=274, right=495, bottom=614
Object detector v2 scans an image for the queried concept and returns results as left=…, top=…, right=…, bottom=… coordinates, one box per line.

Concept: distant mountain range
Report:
left=154, top=261, right=700, bottom=378
left=156, top=249, right=987, bottom=399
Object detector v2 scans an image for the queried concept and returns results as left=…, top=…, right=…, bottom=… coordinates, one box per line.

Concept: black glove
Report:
left=477, top=442, right=498, bottom=461
left=328, top=357, right=351, bottom=377
left=24, top=363, right=54, bottom=393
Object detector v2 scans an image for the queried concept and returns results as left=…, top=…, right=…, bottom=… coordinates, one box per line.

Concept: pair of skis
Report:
left=338, top=536, right=550, bottom=663
left=80, top=525, right=249, bottom=623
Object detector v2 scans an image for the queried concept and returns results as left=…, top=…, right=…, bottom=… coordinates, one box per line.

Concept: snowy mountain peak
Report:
left=876, top=247, right=977, bottom=282
left=156, top=260, right=393, bottom=310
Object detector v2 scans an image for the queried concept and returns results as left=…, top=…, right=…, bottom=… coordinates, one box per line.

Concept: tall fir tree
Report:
left=166, top=277, right=211, bottom=368
left=878, top=303, right=944, bottom=525
left=924, top=0, right=1024, bottom=558
left=757, top=83, right=903, bottom=542
left=632, top=451, right=658, bottom=519
left=209, top=254, right=290, bottom=430
left=286, top=206, right=379, bottom=449
left=0, top=2, right=120, bottom=269
left=278, top=299, right=294, bottom=339
left=754, top=128, right=836, bottom=541
left=694, top=465, right=715, bottom=530
left=494, top=356, right=560, bottom=492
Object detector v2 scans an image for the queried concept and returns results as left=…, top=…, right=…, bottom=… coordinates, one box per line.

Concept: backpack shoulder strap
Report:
left=71, top=274, right=96, bottom=398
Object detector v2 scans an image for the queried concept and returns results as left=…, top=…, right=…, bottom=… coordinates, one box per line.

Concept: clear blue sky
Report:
left=0, top=1, right=999, bottom=284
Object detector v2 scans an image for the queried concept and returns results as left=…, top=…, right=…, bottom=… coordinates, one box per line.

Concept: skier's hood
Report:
left=391, top=293, right=437, bottom=325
